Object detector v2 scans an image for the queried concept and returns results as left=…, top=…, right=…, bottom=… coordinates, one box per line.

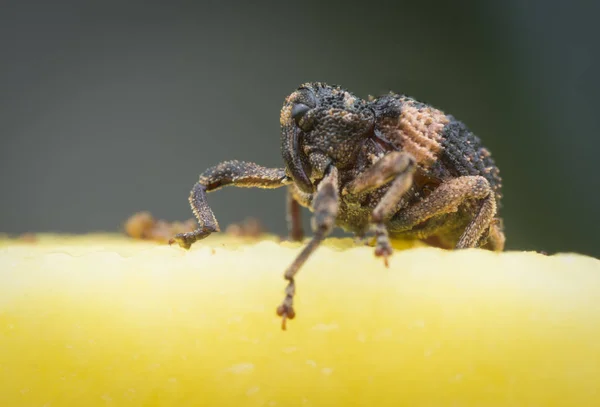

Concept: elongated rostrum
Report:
left=170, top=82, right=505, bottom=329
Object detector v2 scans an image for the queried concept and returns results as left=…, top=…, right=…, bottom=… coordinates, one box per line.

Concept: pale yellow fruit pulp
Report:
left=1, top=234, right=599, bottom=406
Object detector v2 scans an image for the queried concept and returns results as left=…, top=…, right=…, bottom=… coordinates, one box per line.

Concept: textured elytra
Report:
left=378, top=101, right=447, bottom=166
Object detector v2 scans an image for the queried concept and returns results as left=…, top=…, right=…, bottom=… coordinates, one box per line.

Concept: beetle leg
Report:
left=344, top=152, right=416, bottom=266
left=277, top=166, right=339, bottom=330
left=343, top=152, right=415, bottom=196
left=170, top=160, right=291, bottom=249
left=482, top=218, right=505, bottom=251
left=286, top=187, right=304, bottom=242
left=390, top=175, right=502, bottom=250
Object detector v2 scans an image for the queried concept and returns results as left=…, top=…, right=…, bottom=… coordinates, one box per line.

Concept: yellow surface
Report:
left=1, top=234, right=599, bottom=407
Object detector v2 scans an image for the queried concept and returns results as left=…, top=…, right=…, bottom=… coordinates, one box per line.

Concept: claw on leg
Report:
left=276, top=303, right=296, bottom=330
left=276, top=278, right=296, bottom=330
left=169, top=226, right=216, bottom=249
left=373, top=223, right=393, bottom=267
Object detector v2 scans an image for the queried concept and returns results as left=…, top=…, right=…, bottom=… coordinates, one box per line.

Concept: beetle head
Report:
left=280, top=83, right=374, bottom=193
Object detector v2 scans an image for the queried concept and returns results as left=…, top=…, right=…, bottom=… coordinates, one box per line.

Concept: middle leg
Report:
left=344, top=152, right=417, bottom=265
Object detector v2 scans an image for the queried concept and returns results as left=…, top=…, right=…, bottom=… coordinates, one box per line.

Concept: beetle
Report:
left=170, top=82, right=505, bottom=329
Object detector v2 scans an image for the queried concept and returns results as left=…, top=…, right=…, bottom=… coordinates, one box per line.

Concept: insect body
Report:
left=171, top=83, right=505, bottom=329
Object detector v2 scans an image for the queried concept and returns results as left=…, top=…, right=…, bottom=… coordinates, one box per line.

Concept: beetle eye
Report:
left=291, top=103, right=310, bottom=126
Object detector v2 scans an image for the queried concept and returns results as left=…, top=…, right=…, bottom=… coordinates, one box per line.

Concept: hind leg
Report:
left=390, top=176, right=502, bottom=250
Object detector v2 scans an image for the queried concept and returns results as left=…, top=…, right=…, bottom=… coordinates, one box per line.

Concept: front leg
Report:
left=343, top=152, right=416, bottom=265
left=170, top=160, right=291, bottom=249
left=277, top=165, right=339, bottom=329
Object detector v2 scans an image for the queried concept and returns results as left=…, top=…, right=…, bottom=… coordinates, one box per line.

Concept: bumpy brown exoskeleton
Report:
left=171, top=82, right=505, bottom=329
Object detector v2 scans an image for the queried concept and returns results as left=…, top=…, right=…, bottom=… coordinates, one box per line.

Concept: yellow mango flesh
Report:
left=1, top=235, right=599, bottom=406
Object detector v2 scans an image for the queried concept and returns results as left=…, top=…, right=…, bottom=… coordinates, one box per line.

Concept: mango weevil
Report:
left=170, top=82, right=505, bottom=329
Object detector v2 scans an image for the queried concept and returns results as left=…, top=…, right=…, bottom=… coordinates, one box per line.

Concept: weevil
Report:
left=170, top=82, right=505, bottom=329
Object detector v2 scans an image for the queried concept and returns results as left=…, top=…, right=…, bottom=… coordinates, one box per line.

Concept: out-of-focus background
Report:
left=1, top=1, right=598, bottom=257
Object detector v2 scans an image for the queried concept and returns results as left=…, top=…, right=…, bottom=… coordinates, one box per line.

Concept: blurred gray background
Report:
left=1, top=0, right=598, bottom=257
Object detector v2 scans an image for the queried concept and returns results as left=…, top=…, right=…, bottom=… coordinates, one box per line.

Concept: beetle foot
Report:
left=373, top=223, right=393, bottom=267
left=276, top=278, right=296, bottom=330
left=276, top=303, right=296, bottom=330
left=169, top=226, right=215, bottom=249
